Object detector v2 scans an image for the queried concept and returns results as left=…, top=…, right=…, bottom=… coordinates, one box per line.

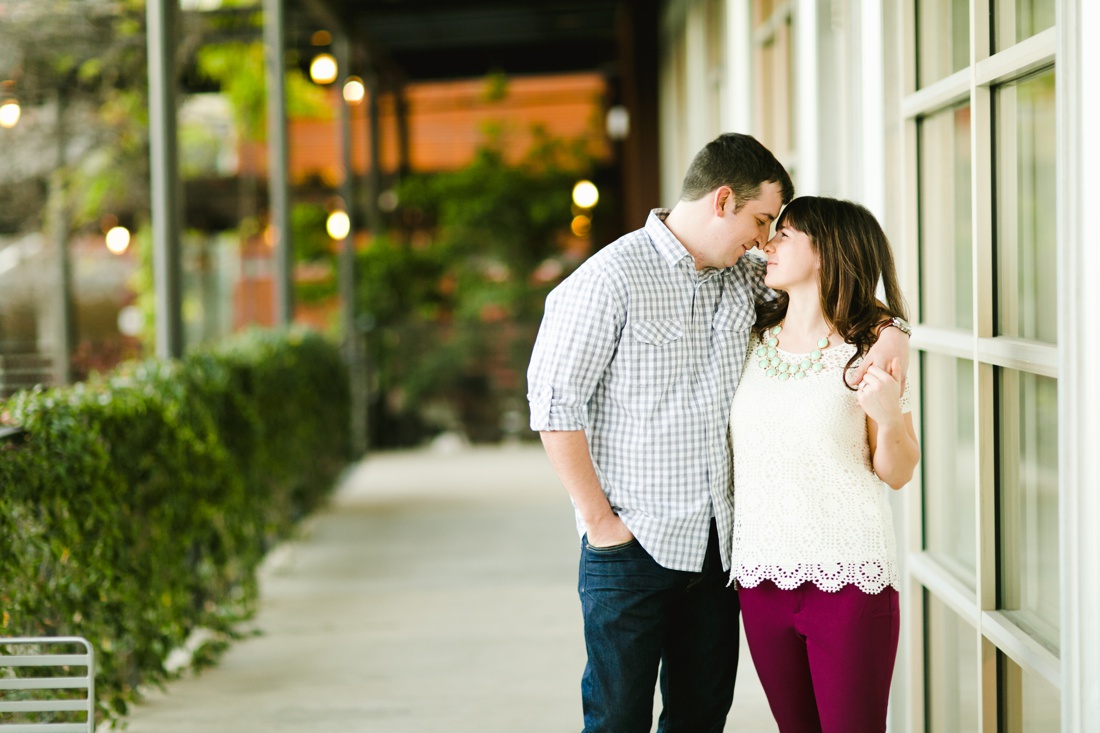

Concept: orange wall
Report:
left=239, top=72, right=610, bottom=184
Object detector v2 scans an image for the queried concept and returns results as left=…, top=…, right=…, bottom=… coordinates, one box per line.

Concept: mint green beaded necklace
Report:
left=755, top=323, right=832, bottom=381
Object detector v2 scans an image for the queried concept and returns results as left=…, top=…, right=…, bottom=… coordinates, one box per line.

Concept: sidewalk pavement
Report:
left=120, top=443, right=778, bottom=733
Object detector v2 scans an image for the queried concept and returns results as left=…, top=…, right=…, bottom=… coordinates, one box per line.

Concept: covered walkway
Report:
left=121, top=444, right=776, bottom=732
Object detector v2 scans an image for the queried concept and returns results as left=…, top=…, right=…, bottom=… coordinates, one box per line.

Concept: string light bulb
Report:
left=343, top=76, right=365, bottom=104
left=0, top=100, right=21, bottom=129
left=309, top=53, right=338, bottom=85
left=572, top=180, right=599, bottom=209
left=105, top=226, right=131, bottom=255
left=326, top=211, right=350, bottom=240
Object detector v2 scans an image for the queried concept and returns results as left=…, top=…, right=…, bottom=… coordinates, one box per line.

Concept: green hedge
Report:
left=0, top=328, right=350, bottom=723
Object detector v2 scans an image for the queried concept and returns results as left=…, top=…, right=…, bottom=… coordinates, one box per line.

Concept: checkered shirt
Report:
left=528, top=209, right=772, bottom=572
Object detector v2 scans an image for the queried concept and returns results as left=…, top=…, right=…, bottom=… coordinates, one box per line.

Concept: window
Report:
left=751, top=0, right=795, bottom=175
left=917, top=0, right=969, bottom=87
left=994, top=69, right=1056, bottom=344
left=920, top=354, right=976, bottom=588
left=1000, top=652, right=1061, bottom=731
left=924, top=591, right=980, bottom=732
left=997, top=368, right=1059, bottom=651
left=918, top=104, right=972, bottom=330
left=907, top=0, right=1058, bottom=728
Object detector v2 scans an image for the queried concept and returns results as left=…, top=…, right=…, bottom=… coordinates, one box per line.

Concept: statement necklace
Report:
left=755, top=323, right=831, bottom=381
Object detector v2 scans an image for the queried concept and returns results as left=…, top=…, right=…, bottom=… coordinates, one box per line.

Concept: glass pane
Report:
left=997, top=369, right=1059, bottom=652
left=924, top=591, right=979, bottom=732
left=917, top=0, right=970, bottom=87
left=919, top=105, right=972, bottom=330
left=921, top=354, right=976, bottom=589
left=1000, top=653, right=1061, bottom=731
left=753, top=15, right=794, bottom=159
left=705, top=0, right=724, bottom=136
left=995, top=68, right=1057, bottom=343
left=994, top=0, right=1056, bottom=51
left=753, top=0, right=777, bottom=27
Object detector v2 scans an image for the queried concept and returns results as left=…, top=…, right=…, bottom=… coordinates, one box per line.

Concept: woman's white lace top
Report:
left=728, top=333, right=911, bottom=594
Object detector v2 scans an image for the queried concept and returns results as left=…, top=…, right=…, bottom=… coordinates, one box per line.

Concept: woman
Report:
left=728, top=196, right=920, bottom=733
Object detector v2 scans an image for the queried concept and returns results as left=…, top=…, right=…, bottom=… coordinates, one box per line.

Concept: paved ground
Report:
left=120, top=443, right=778, bottom=732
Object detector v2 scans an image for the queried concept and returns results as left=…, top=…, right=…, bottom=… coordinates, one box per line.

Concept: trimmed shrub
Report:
left=0, top=328, right=350, bottom=723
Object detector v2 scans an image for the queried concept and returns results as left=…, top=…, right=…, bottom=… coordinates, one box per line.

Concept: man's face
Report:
left=705, top=182, right=783, bottom=269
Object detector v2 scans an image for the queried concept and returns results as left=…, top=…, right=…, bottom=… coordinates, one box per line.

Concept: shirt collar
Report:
left=645, top=209, right=694, bottom=270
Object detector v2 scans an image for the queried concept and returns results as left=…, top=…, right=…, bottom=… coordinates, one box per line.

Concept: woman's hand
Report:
left=857, top=357, right=921, bottom=489
left=855, top=359, right=904, bottom=427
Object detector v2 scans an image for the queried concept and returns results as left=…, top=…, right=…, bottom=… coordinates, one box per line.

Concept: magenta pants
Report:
left=738, top=580, right=900, bottom=733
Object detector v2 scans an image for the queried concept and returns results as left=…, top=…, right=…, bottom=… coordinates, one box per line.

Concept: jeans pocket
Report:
left=586, top=537, right=639, bottom=554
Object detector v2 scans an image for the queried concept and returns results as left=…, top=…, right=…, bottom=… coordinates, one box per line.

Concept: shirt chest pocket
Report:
left=711, top=305, right=755, bottom=334
left=711, top=305, right=755, bottom=389
left=624, top=318, right=684, bottom=387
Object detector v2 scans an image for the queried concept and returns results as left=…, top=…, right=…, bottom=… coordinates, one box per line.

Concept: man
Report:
left=527, top=133, right=909, bottom=732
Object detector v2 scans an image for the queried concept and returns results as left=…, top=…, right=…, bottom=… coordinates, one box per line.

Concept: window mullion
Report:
left=968, top=2, right=1000, bottom=731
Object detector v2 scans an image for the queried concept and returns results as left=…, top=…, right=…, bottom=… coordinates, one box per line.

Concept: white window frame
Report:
left=898, top=0, right=1100, bottom=730
left=1057, top=0, right=1100, bottom=729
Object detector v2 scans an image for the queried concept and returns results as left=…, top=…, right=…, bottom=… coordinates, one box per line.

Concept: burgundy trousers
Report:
left=738, top=580, right=900, bottom=733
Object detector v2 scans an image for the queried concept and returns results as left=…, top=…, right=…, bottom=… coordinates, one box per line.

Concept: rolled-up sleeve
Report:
left=527, top=266, right=623, bottom=432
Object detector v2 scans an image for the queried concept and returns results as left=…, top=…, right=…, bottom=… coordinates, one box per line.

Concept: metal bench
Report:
left=0, top=637, right=95, bottom=732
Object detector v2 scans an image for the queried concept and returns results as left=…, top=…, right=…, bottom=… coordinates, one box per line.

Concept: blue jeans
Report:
left=578, top=520, right=740, bottom=733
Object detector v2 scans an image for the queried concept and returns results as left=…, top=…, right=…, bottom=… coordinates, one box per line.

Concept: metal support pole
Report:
left=335, top=32, right=367, bottom=456
left=146, top=0, right=183, bottom=358
left=50, top=92, right=74, bottom=385
left=364, top=74, right=383, bottom=233
left=263, top=0, right=293, bottom=325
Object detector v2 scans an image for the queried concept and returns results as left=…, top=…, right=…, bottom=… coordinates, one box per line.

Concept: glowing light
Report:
left=378, top=190, right=399, bottom=213
left=105, top=226, right=131, bottom=255
left=572, top=180, right=599, bottom=209
left=605, top=105, right=630, bottom=140
left=117, top=305, right=143, bottom=337
left=326, top=211, right=350, bottom=240
left=309, top=53, right=338, bottom=85
left=343, top=76, right=365, bottom=104
left=0, top=101, right=21, bottom=129
left=571, top=214, right=592, bottom=237
left=311, top=30, right=332, bottom=46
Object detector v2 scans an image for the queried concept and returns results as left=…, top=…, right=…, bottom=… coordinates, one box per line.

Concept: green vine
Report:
left=0, top=328, right=350, bottom=725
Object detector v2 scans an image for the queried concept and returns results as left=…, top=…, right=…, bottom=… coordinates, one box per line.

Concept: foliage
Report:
left=360, top=106, right=599, bottom=443
left=395, top=125, right=592, bottom=321
left=0, top=328, right=350, bottom=725
left=194, top=41, right=331, bottom=142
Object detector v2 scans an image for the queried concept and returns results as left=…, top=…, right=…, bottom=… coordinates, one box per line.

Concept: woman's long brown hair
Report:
left=755, top=196, right=909, bottom=389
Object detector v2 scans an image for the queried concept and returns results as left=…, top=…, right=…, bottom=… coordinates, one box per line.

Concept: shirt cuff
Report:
left=528, top=384, right=588, bottom=431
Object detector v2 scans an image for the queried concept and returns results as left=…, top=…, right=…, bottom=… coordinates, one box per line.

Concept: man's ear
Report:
left=714, top=186, right=734, bottom=216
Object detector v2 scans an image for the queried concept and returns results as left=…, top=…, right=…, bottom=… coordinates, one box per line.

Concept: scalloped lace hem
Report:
left=732, top=562, right=899, bottom=595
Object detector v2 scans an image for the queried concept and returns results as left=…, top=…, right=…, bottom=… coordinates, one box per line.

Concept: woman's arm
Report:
left=849, top=321, right=910, bottom=388
left=858, top=360, right=921, bottom=490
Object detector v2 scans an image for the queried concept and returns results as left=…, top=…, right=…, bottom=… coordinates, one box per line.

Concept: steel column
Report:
left=335, top=31, right=368, bottom=456
left=146, top=0, right=183, bottom=358
left=49, top=92, right=74, bottom=384
left=263, top=0, right=293, bottom=325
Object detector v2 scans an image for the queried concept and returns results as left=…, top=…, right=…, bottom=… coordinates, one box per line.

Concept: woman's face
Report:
left=762, top=223, right=819, bottom=293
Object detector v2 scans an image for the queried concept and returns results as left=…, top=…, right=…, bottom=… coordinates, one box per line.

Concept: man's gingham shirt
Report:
left=528, top=209, right=772, bottom=572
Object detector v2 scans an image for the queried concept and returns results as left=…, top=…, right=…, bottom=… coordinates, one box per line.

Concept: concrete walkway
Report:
left=121, top=444, right=777, bottom=732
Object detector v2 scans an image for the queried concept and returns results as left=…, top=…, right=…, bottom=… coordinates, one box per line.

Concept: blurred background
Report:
left=0, top=0, right=653, bottom=449
left=1, top=1, right=1098, bottom=730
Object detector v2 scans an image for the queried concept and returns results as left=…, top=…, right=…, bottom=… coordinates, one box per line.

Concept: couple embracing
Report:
left=527, top=133, right=920, bottom=733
